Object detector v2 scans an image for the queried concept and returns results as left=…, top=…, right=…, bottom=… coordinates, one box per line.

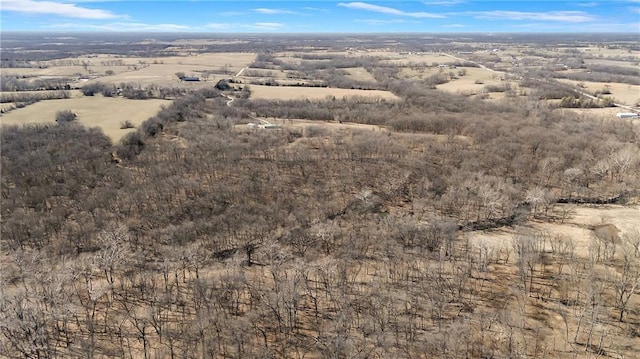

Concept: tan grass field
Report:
left=3, top=66, right=89, bottom=77
left=239, top=118, right=473, bottom=148
left=437, top=67, right=514, bottom=95
left=397, top=66, right=441, bottom=79
left=382, top=52, right=454, bottom=66
left=241, top=68, right=289, bottom=79
left=130, top=53, right=255, bottom=67
left=561, top=107, right=640, bottom=123
left=344, top=67, right=377, bottom=82
left=92, top=64, right=194, bottom=86
left=558, top=79, right=640, bottom=106
left=467, top=204, right=640, bottom=259
left=248, top=85, right=399, bottom=101
left=580, top=46, right=640, bottom=59
left=1, top=95, right=170, bottom=143
left=273, top=55, right=302, bottom=65
left=437, top=77, right=486, bottom=95
left=583, top=58, right=640, bottom=69
left=4, top=53, right=256, bottom=88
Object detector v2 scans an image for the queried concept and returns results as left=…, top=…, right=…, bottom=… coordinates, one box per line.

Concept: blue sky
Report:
left=1, top=1, right=639, bottom=32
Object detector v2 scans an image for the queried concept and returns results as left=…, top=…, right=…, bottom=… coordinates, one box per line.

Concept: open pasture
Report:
left=3, top=52, right=256, bottom=88
left=437, top=67, right=515, bottom=96
left=343, top=67, right=377, bottom=82
left=584, top=58, right=640, bottom=69
left=248, top=84, right=399, bottom=101
left=562, top=107, right=640, bottom=122
left=381, top=52, right=454, bottom=66
left=579, top=46, right=640, bottom=59
left=558, top=79, right=640, bottom=106
left=466, top=204, right=640, bottom=259
left=1, top=95, right=170, bottom=142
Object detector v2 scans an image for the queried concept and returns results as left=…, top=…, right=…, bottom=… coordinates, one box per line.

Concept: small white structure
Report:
left=616, top=112, right=639, bottom=119
left=247, top=119, right=282, bottom=130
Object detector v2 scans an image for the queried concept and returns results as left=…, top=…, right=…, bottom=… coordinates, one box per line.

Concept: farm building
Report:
left=616, top=112, right=639, bottom=119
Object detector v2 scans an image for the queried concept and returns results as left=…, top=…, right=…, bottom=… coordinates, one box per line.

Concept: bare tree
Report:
left=614, top=242, right=640, bottom=322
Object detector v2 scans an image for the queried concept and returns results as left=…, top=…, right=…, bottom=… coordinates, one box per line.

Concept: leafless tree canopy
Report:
left=2, top=33, right=640, bottom=358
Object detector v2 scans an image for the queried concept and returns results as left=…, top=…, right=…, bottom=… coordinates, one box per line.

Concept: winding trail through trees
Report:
left=223, top=94, right=235, bottom=107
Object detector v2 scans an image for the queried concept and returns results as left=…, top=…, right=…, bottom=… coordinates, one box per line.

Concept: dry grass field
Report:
left=344, top=67, right=377, bottom=82
left=240, top=68, right=289, bottom=79
left=381, top=52, right=453, bottom=66
left=1, top=94, right=170, bottom=142
left=580, top=46, right=640, bottom=58
left=557, top=79, right=640, bottom=106
left=584, top=58, right=640, bottom=69
left=248, top=84, right=399, bottom=101
left=468, top=204, right=640, bottom=257
left=242, top=117, right=476, bottom=143
left=560, top=107, right=639, bottom=121
left=3, top=66, right=90, bottom=77
left=273, top=55, right=303, bottom=65
left=4, top=53, right=256, bottom=89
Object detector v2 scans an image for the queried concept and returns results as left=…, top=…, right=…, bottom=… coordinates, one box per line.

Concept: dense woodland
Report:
left=2, top=35, right=640, bottom=358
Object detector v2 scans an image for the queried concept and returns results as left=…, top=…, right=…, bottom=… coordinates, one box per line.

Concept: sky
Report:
left=1, top=0, right=639, bottom=33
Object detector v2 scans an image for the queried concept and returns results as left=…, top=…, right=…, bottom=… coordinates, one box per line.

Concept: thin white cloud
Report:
left=253, top=8, right=297, bottom=15
left=442, top=23, right=466, bottom=27
left=471, top=10, right=596, bottom=23
left=49, top=22, right=192, bottom=31
left=204, top=23, right=231, bottom=30
left=510, top=21, right=639, bottom=32
left=578, top=2, right=599, bottom=7
left=2, top=0, right=119, bottom=19
left=423, top=0, right=466, bottom=6
left=252, top=22, right=285, bottom=28
left=303, top=7, right=329, bottom=12
left=58, top=0, right=123, bottom=2
left=338, top=2, right=444, bottom=18
left=44, top=20, right=289, bottom=32
left=355, top=19, right=408, bottom=25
